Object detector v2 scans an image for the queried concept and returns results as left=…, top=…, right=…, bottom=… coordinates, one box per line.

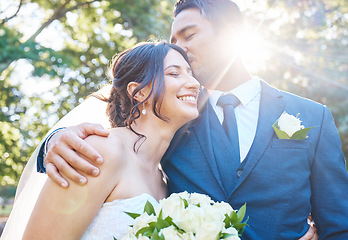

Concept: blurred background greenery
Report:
left=0, top=0, right=347, bottom=202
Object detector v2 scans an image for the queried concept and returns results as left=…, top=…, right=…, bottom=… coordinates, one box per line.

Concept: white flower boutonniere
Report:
left=272, top=111, right=313, bottom=140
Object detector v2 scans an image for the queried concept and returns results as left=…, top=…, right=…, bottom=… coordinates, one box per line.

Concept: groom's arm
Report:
left=37, top=123, right=109, bottom=187
left=310, top=106, right=348, bottom=238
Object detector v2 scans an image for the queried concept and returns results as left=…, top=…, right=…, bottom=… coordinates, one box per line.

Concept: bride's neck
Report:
left=130, top=116, right=178, bottom=168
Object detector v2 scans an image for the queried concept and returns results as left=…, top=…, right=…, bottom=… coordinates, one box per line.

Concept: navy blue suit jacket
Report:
left=38, top=81, right=348, bottom=239
left=162, top=81, right=348, bottom=239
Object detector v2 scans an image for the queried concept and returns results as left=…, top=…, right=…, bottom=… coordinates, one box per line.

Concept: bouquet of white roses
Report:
left=119, top=191, right=248, bottom=240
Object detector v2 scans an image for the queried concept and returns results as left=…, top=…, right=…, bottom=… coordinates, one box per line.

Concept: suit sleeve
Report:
left=37, top=140, right=46, bottom=173
left=310, top=106, right=348, bottom=239
left=36, top=127, right=66, bottom=173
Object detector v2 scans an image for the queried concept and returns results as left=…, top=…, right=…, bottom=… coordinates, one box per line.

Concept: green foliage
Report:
left=222, top=203, right=248, bottom=237
left=0, top=0, right=175, bottom=185
left=241, top=0, right=348, bottom=168
left=0, top=0, right=347, bottom=186
left=272, top=121, right=313, bottom=140
left=0, top=185, right=16, bottom=200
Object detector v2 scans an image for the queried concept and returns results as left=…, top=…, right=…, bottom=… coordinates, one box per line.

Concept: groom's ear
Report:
left=221, top=23, right=243, bottom=39
left=127, top=82, right=149, bottom=102
left=218, top=23, right=245, bottom=51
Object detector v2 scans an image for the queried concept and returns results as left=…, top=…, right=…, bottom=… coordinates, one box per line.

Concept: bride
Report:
left=22, top=41, right=200, bottom=239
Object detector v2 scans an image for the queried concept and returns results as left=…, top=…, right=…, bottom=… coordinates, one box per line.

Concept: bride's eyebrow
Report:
left=164, top=65, right=181, bottom=71
left=165, top=65, right=192, bottom=74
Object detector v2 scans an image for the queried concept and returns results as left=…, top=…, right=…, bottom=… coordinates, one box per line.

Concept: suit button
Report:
left=237, top=170, right=243, bottom=177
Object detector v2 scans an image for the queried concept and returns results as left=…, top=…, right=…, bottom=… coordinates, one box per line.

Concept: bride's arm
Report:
left=23, top=133, right=124, bottom=240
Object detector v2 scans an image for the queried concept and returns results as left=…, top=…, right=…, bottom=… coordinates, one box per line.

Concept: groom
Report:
left=37, top=0, right=348, bottom=239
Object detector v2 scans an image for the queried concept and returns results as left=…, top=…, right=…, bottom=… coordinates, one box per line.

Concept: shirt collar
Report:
left=208, top=76, right=262, bottom=108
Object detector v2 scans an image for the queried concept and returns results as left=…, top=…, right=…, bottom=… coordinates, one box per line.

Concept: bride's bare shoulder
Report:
left=84, top=127, right=132, bottom=168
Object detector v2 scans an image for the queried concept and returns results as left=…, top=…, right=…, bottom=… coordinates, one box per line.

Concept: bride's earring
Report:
left=141, top=103, right=146, bottom=115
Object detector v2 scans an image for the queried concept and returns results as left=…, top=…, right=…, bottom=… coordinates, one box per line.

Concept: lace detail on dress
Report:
left=82, top=193, right=158, bottom=240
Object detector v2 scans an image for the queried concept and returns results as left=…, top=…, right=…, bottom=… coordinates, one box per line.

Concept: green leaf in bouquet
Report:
left=149, top=221, right=158, bottom=229
left=136, top=226, right=154, bottom=237
left=144, top=200, right=156, bottom=216
left=158, top=209, right=163, bottom=219
left=234, top=216, right=249, bottom=236
left=272, top=121, right=291, bottom=139
left=223, top=213, right=230, bottom=228
left=152, top=228, right=162, bottom=240
left=180, top=197, right=189, bottom=208
left=164, top=216, right=185, bottom=234
left=229, top=211, right=238, bottom=225
left=156, top=217, right=171, bottom=230
left=219, top=232, right=235, bottom=239
left=164, top=216, right=174, bottom=225
left=236, top=203, right=246, bottom=223
left=124, top=212, right=141, bottom=219
left=291, top=127, right=313, bottom=140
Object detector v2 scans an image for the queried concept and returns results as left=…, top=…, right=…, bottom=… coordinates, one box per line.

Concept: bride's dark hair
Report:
left=99, top=41, right=190, bottom=150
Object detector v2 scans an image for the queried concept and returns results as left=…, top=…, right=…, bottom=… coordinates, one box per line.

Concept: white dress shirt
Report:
left=208, top=77, right=261, bottom=162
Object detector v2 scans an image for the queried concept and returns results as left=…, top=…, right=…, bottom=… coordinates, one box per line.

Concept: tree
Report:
left=0, top=0, right=176, bottom=186
left=237, top=0, right=348, bottom=167
left=0, top=0, right=347, bottom=188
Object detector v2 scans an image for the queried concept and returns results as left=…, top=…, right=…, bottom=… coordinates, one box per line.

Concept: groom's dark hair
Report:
left=174, top=0, right=244, bottom=30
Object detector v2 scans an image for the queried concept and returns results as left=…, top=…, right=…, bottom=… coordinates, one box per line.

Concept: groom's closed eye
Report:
left=171, top=24, right=199, bottom=44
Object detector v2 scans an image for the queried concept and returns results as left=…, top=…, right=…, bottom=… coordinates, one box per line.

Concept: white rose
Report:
left=222, top=227, right=240, bottom=240
left=195, top=222, right=223, bottom=240
left=277, top=112, right=304, bottom=137
left=202, top=204, right=225, bottom=223
left=175, top=205, right=204, bottom=233
left=181, top=232, right=196, bottom=240
left=158, top=193, right=185, bottom=220
left=176, top=191, right=191, bottom=200
left=138, top=235, right=151, bottom=240
left=212, top=201, right=234, bottom=217
left=132, top=213, right=157, bottom=233
left=121, top=232, right=142, bottom=240
left=188, top=192, right=213, bottom=207
left=160, top=226, right=182, bottom=240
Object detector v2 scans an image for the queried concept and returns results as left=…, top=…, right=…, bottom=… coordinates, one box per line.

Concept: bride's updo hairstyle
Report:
left=104, top=42, right=190, bottom=147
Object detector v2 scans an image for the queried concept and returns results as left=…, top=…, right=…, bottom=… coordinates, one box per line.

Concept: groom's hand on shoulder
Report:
left=45, top=123, right=109, bottom=188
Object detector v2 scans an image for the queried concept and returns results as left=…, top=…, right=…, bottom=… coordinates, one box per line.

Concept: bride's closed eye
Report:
left=185, top=33, right=195, bottom=40
left=169, top=72, right=180, bottom=77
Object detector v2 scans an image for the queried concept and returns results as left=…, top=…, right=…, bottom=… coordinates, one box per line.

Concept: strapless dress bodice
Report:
left=82, top=193, right=158, bottom=240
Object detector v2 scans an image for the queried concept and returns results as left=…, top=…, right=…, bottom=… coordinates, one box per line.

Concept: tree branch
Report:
left=25, top=0, right=103, bottom=43
left=64, top=0, right=103, bottom=13
left=0, top=0, right=24, bottom=25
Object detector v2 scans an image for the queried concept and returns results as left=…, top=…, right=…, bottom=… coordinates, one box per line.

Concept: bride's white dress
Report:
left=82, top=193, right=158, bottom=240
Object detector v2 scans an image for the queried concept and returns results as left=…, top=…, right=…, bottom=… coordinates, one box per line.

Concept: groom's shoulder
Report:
left=265, top=81, right=325, bottom=110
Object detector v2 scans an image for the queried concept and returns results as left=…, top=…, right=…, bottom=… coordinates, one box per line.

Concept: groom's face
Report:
left=170, top=8, right=227, bottom=90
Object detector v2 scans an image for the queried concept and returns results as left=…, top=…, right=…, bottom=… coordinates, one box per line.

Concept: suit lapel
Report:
left=192, top=90, right=226, bottom=194
left=229, top=81, right=285, bottom=198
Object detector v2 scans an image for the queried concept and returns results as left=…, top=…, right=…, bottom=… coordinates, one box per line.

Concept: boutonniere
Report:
left=272, top=111, right=313, bottom=140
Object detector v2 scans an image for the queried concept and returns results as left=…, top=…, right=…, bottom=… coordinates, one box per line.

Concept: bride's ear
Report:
left=127, top=82, right=148, bottom=103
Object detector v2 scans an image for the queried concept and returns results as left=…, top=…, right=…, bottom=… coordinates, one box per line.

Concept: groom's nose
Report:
left=175, top=40, right=188, bottom=54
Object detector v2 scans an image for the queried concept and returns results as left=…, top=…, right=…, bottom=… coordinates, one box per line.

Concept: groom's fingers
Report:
left=79, top=123, right=110, bottom=138
left=46, top=162, right=69, bottom=188
left=61, top=131, right=104, bottom=168
left=298, top=217, right=317, bottom=240
left=46, top=146, right=89, bottom=186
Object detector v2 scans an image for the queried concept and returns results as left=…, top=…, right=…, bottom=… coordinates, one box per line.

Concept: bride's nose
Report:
left=185, top=74, right=200, bottom=91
